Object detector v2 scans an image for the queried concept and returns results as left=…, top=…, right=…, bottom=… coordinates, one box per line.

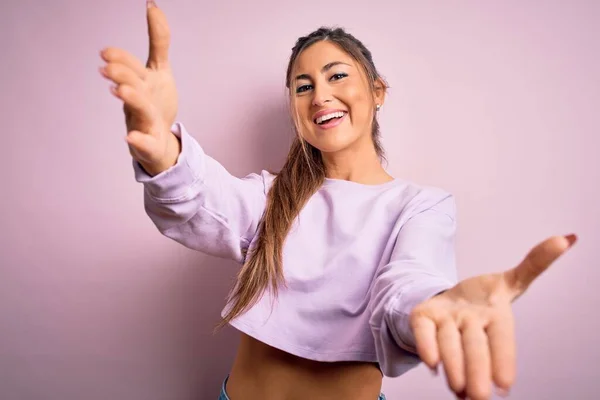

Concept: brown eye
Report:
left=330, top=73, right=348, bottom=81
left=296, top=84, right=313, bottom=93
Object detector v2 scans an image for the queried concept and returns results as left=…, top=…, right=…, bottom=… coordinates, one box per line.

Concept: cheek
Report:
left=344, top=87, right=372, bottom=126
left=292, top=100, right=312, bottom=129
left=300, top=97, right=317, bottom=118
left=291, top=99, right=303, bottom=117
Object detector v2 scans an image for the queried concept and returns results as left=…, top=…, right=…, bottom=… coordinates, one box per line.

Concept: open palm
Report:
left=411, top=234, right=577, bottom=400
left=100, top=0, right=178, bottom=175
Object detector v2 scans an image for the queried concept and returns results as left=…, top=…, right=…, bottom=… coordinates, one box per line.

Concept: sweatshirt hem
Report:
left=228, top=318, right=378, bottom=363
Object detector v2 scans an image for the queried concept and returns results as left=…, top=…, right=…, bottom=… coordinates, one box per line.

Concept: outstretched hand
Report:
left=410, top=234, right=577, bottom=400
left=99, top=0, right=179, bottom=176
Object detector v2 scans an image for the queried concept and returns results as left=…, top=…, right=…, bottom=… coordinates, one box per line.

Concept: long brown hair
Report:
left=218, top=27, right=388, bottom=328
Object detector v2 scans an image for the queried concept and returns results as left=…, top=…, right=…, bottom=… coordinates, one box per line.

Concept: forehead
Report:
left=293, top=40, right=356, bottom=73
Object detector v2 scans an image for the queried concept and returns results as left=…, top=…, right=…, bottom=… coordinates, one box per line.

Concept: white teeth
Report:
left=316, top=111, right=345, bottom=124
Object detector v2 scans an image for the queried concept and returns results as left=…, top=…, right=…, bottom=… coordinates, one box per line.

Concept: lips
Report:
left=312, top=108, right=348, bottom=124
left=314, top=112, right=347, bottom=130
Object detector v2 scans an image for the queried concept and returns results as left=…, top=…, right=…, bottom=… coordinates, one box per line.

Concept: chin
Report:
left=306, top=134, right=358, bottom=154
left=299, top=115, right=359, bottom=151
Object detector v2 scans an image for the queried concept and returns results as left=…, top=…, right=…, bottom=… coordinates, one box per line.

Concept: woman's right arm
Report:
left=100, top=4, right=268, bottom=262
left=133, top=121, right=270, bottom=263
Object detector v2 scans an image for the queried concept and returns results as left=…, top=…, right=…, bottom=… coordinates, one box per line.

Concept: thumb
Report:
left=504, top=234, right=577, bottom=300
left=146, top=0, right=171, bottom=68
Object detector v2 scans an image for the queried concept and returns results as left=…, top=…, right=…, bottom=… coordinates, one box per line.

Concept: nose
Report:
left=311, top=83, right=333, bottom=107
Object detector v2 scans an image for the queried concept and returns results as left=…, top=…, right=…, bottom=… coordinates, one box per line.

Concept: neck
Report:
left=321, top=137, right=393, bottom=185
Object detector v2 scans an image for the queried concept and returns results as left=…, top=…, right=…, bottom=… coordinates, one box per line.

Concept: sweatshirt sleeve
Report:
left=369, top=193, right=458, bottom=377
left=132, top=122, right=270, bottom=263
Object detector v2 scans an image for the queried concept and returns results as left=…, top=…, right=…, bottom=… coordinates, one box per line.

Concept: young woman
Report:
left=99, top=2, right=577, bottom=399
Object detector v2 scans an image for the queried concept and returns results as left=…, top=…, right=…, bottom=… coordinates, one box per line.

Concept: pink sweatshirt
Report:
left=132, top=122, right=458, bottom=377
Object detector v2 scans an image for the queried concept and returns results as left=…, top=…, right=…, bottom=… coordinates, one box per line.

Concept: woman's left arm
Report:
left=410, top=233, right=576, bottom=400
left=369, top=194, right=458, bottom=377
left=368, top=193, right=577, bottom=400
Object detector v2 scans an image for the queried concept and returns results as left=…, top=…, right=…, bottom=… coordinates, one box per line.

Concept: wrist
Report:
left=163, top=130, right=182, bottom=169
left=141, top=132, right=181, bottom=177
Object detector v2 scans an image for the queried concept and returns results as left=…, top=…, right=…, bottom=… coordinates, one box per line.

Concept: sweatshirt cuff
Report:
left=132, top=122, right=205, bottom=201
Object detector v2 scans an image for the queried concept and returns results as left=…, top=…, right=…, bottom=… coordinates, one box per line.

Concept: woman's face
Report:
left=291, top=40, right=384, bottom=154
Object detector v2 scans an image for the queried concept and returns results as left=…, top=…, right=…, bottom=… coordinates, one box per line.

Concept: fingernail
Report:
left=429, top=365, right=438, bottom=376
left=495, top=387, right=510, bottom=397
left=146, top=0, right=156, bottom=8
left=564, top=233, right=578, bottom=246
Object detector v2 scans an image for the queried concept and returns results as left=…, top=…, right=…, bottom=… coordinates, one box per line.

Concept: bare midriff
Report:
left=225, top=333, right=383, bottom=400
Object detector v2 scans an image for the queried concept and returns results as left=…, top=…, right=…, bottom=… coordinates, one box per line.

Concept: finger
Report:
left=110, top=84, right=155, bottom=128
left=504, top=234, right=577, bottom=298
left=461, top=320, right=491, bottom=400
left=100, top=47, right=148, bottom=80
left=437, top=318, right=466, bottom=395
left=100, top=63, right=145, bottom=91
left=146, top=0, right=171, bottom=68
left=411, top=315, right=439, bottom=369
left=487, top=308, right=515, bottom=394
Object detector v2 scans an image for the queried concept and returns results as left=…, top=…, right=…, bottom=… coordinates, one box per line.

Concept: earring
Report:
left=376, top=104, right=381, bottom=111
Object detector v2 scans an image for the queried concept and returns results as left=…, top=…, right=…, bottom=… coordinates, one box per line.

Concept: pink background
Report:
left=1, top=0, right=598, bottom=399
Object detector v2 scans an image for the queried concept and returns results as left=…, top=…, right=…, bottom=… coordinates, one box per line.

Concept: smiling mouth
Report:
left=314, top=111, right=347, bottom=125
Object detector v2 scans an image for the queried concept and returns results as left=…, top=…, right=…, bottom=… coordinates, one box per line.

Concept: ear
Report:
left=373, top=77, right=387, bottom=108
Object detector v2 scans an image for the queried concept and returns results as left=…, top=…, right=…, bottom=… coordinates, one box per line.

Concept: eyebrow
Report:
left=294, top=61, right=351, bottom=82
